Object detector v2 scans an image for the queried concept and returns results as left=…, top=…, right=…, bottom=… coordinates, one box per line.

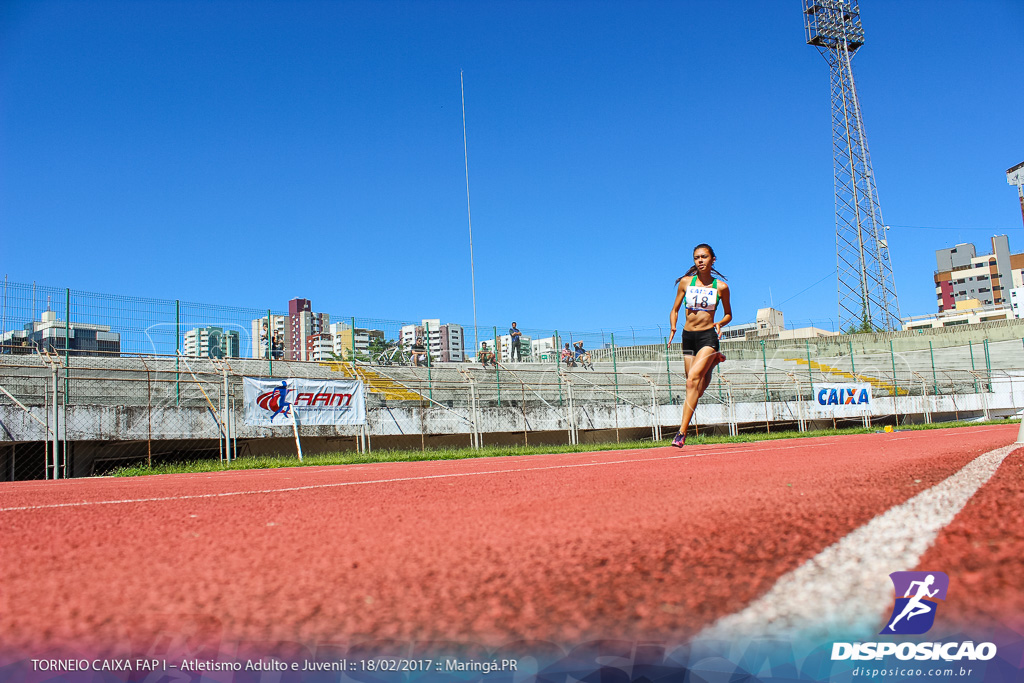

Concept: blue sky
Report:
left=2, top=0, right=1023, bottom=339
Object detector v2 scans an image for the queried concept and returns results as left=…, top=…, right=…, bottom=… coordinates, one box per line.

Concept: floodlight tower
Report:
left=804, top=0, right=900, bottom=332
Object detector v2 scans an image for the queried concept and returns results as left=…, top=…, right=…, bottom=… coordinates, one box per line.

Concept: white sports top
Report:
left=685, top=276, right=719, bottom=313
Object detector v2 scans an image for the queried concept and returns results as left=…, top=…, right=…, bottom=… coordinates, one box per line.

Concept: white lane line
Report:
left=0, top=439, right=842, bottom=512
left=696, top=443, right=1018, bottom=641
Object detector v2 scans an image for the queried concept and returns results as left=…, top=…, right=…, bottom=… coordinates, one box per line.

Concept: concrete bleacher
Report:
left=1, top=335, right=1020, bottom=411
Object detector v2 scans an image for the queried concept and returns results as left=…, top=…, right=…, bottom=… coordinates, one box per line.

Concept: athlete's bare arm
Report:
left=715, top=281, right=732, bottom=335
left=668, top=279, right=687, bottom=344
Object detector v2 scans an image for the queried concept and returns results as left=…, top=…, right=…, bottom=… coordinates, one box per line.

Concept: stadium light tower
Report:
left=804, top=0, right=901, bottom=332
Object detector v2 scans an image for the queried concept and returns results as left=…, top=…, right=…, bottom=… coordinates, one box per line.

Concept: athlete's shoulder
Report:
left=716, top=279, right=729, bottom=292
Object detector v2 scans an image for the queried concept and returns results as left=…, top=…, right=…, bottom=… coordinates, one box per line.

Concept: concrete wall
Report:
left=4, top=383, right=1021, bottom=478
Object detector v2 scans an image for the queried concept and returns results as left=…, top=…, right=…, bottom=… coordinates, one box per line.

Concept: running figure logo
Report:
left=255, top=381, right=292, bottom=422
left=881, top=571, right=949, bottom=635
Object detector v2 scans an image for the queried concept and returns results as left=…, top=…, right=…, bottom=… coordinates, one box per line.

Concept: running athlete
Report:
left=888, top=574, right=939, bottom=631
left=667, top=243, right=731, bottom=447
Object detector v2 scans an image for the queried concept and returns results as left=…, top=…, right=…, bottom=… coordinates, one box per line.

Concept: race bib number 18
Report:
left=687, top=285, right=716, bottom=311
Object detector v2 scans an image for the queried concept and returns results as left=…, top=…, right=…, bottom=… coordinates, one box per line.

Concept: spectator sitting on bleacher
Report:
left=411, top=337, right=427, bottom=367
left=560, top=343, right=577, bottom=367
left=479, top=342, right=497, bottom=368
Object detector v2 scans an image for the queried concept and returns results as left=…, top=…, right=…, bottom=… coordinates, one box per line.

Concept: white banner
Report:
left=243, top=377, right=366, bottom=426
left=808, top=382, right=873, bottom=416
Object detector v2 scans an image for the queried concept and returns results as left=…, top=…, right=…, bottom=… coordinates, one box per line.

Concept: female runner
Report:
left=667, top=243, right=731, bottom=447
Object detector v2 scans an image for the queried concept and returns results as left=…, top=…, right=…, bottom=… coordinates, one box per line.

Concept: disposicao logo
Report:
left=881, top=571, right=947, bottom=635
left=831, top=572, right=997, bottom=662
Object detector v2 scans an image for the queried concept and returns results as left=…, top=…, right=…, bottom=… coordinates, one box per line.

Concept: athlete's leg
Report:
left=671, top=354, right=696, bottom=446
left=677, top=347, right=718, bottom=438
left=697, top=353, right=722, bottom=395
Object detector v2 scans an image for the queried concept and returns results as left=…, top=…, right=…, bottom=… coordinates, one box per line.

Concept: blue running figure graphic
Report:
left=269, top=381, right=291, bottom=422
left=887, top=574, right=938, bottom=632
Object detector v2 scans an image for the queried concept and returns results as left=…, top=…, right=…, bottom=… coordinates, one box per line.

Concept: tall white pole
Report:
left=1017, top=403, right=1024, bottom=444
left=461, top=70, right=480, bottom=359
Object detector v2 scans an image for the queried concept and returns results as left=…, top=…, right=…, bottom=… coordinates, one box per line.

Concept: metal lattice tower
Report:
left=804, top=0, right=900, bottom=332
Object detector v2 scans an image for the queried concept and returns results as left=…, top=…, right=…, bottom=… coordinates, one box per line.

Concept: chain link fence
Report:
left=2, top=279, right=1023, bottom=479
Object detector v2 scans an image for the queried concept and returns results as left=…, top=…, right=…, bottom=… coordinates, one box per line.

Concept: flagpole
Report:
left=461, top=70, right=479, bottom=360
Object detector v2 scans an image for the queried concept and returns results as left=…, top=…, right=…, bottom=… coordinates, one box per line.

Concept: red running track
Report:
left=1, top=423, right=1020, bottom=655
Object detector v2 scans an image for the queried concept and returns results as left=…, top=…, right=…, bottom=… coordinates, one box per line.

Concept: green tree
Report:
left=844, top=314, right=877, bottom=335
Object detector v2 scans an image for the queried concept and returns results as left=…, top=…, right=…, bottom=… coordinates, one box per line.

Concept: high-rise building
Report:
left=1009, top=286, right=1024, bottom=320
left=400, top=319, right=464, bottom=362
left=287, top=298, right=329, bottom=361
left=251, top=314, right=286, bottom=359
left=182, top=326, right=240, bottom=359
left=0, top=310, right=121, bottom=357
left=304, top=333, right=334, bottom=362
left=330, top=323, right=385, bottom=361
left=934, top=235, right=1024, bottom=312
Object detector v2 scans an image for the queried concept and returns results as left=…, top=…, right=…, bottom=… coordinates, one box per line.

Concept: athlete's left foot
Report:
left=670, top=431, right=686, bottom=448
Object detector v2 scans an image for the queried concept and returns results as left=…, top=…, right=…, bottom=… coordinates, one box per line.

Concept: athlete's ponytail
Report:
left=676, top=243, right=726, bottom=283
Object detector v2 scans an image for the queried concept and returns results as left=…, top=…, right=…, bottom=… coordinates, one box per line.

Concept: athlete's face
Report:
left=693, top=248, right=713, bottom=273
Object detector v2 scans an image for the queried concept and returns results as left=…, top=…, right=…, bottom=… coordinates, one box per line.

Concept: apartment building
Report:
left=287, top=298, right=329, bottom=361
left=250, top=314, right=286, bottom=359
left=1009, top=286, right=1024, bottom=319
left=400, top=319, right=464, bottom=362
left=182, top=326, right=240, bottom=358
left=934, top=235, right=1024, bottom=312
left=0, top=310, right=121, bottom=357
left=304, top=332, right=334, bottom=362
left=330, top=323, right=385, bottom=361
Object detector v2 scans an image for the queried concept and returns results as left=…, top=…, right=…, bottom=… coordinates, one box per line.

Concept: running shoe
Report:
left=670, top=431, right=686, bottom=448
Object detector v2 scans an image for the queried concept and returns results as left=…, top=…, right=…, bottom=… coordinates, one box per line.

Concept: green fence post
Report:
left=969, top=341, right=978, bottom=393
left=929, top=341, right=938, bottom=395
left=64, top=287, right=70, bottom=477
left=493, top=326, right=501, bottom=407
left=555, top=330, right=563, bottom=407
left=984, top=338, right=992, bottom=392
left=267, top=309, right=273, bottom=377
left=611, top=332, right=619, bottom=404
left=425, top=320, right=433, bottom=402
left=848, top=340, right=856, bottom=376
left=175, top=299, right=180, bottom=405
left=805, top=339, right=814, bottom=396
left=351, top=316, right=357, bottom=364
left=761, top=339, right=769, bottom=402
left=664, top=337, right=673, bottom=403
left=64, top=288, right=70, bottom=391
left=890, top=339, right=899, bottom=399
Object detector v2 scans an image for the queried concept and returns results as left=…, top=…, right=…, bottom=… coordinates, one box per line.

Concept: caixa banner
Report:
left=810, top=382, right=872, bottom=416
left=243, top=377, right=366, bottom=426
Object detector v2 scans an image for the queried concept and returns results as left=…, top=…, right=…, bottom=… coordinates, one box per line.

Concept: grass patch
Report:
left=106, top=419, right=1016, bottom=477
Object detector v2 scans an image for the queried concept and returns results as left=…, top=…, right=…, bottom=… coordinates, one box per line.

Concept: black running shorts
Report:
left=681, top=328, right=719, bottom=356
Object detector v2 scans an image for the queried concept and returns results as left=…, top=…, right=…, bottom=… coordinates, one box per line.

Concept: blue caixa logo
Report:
left=880, top=571, right=949, bottom=635
left=816, top=385, right=870, bottom=406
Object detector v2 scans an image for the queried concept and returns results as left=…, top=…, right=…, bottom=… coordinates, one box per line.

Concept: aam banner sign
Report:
left=243, top=377, right=366, bottom=426
left=810, top=382, right=872, bottom=416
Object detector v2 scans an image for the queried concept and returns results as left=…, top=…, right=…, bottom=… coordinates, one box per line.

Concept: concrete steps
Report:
left=318, top=362, right=423, bottom=401
left=787, top=357, right=909, bottom=396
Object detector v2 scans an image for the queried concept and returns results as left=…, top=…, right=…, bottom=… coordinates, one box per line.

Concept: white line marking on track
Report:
left=696, top=443, right=1018, bottom=642
left=0, top=439, right=843, bottom=512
